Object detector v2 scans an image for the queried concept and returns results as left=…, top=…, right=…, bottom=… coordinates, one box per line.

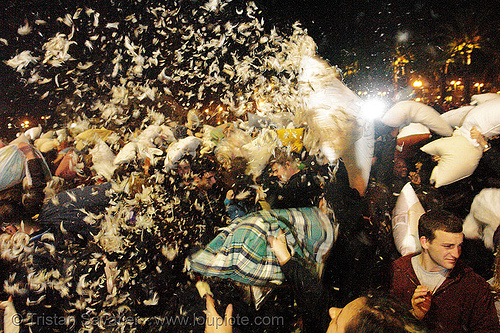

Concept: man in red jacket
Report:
left=390, top=210, right=500, bottom=332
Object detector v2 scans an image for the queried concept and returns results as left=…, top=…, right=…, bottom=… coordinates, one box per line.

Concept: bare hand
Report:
left=268, top=230, right=291, bottom=265
left=470, top=126, right=487, bottom=147
left=205, top=295, right=233, bottom=333
left=411, top=285, right=431, bottom=320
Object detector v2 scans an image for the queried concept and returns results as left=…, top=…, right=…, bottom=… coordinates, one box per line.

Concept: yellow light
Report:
left=413, top=80, right=423, bottom=88
left=450, top=80, right=456, bottom=85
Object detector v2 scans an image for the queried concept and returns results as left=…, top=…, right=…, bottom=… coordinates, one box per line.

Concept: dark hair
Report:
left=190, top=153, right=218, bottom=175
left=345, top=293, right=427, bottom=333
left=418, top=210, right=462, bottom=242
left=270, top=147, right=298, bottom=167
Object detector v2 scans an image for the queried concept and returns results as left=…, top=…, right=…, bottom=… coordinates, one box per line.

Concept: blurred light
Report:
left=396, top=30, right=410, bottom=43
left=361, top=99, right=387, bottom=120
left=413, top=80, right=422, bottom=88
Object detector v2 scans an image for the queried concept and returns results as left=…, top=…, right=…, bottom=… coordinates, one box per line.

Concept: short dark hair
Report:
left=190, top=153, right=218, bottom=175
left=418, top=210, right=463, bottom=242
left=270, top=147, right=298, bottom=166
left=345, top=293, right=427, bottom=333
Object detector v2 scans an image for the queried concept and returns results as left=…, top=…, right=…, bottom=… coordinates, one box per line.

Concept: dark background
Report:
left=0, top=0, right=498, bottom=140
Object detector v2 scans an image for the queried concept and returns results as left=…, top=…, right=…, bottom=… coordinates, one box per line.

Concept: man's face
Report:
left=177, top=160, right=191, bottom=178
left=421, top=230, right=463, bottom=271
left=197, top=171, right=217, bottom=191
left=271, top=162, right=296, bottom=182
left=393, top=158, right=408, bottom=178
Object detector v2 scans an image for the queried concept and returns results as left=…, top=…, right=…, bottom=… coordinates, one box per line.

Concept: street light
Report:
left=474, top=82, right=484, bottom=93
left=450, top=80, right=461, bottom=90
left=413, top=80, right=424, bottom=101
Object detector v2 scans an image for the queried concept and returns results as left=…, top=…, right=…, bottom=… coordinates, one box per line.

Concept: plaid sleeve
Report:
left=189, top=207, right=335, bottom=286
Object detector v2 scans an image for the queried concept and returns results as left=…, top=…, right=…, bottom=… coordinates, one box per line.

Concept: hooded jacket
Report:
left=391, top=253, right=499, bottom=332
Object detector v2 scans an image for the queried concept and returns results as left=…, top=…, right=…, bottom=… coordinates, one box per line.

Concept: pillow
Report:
left=247, top=113, right=270, bottom=129
left=420, top=130, right=482, bottom=187
left=395, top=123, right=431, bottom=159
left=440, top=105, right=474, bottom=128
left=277, top=128, right=304, bottom=152
left=55, top=149, right=78, bottom=180
left=397, top=122, right=430, bottom=139
left=392, top=182, right=424, bottom=256
left=461, top=98, right=500, bottom=138
left=463, top=188, right=500, bottom=250
left=381, top=101, right=453, bottom=136
left=35, top=138, right=59, bottom=153
left=0, top=145, right=26, bottom=191
left=471, top=93, right=500, bottom=105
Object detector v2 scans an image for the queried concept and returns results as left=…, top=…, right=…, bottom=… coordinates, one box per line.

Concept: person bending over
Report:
left=205, top=231, right=426, bottom=333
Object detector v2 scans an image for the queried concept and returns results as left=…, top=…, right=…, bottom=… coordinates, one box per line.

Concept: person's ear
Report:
left=420, top=236, right=429, bottom=250
left=329, top=307, right=341, bottom=320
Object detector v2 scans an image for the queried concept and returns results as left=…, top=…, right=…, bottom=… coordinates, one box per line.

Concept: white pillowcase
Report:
left=420, top=129, right=483, bottom=187
left=381, top=101, right=453, bottom=136
left=463, top=188, right=500, bottom=250
left=397, top=123, right=430, bottom=139
left=471, top=93, right=500, bottom=105
left=461, top=98, right=500, bottom=138
left=392, top=182, right=424, bottom=256
left=440, top=105, right=474, bottom=128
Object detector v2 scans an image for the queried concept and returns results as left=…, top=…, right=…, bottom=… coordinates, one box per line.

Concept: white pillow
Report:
left=461, top=98, right=500, bottom=138
left=440, top=105, right=474, bottom=128
left=420, top=130, right=482, bottom=187
left=392, top=182, right=424, bottom=256
left=471, top=93, right=500, bottom=105
left=463, top=188, right=500, bottom=250
left=397, top=123, right=430, bottom=139
left=381, top=101, right=453, bottom=136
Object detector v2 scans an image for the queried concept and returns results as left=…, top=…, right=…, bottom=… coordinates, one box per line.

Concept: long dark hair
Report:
left=346, top=292, right=428, bottom=333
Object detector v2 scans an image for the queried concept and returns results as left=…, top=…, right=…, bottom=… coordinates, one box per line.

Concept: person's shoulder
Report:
left=392, top=253, right=415, bottom=271
left=394, top=253, right=415, bottom=263
left=453, top=260, right=491, bottom=287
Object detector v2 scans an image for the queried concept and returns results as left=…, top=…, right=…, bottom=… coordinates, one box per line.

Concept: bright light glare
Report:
left=361, top=99, right=387, bottom=120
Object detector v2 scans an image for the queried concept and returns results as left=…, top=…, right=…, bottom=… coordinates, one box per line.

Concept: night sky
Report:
left=0, top=0, right=497, bottom=133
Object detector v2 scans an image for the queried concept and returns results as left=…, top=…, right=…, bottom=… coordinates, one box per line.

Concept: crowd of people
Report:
left=0, top=95, right=499, bottom=333
left=2, top=0, right=500, bottom=331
